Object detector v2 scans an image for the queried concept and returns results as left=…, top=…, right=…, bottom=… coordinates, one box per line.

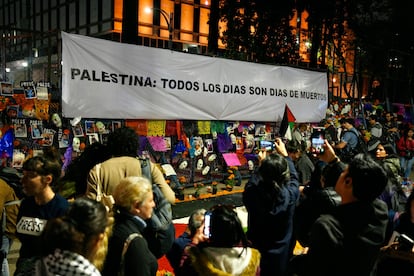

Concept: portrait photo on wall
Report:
left=7, top=105, right=19, bottom=119
left=30, top=122, right=43, bottom=139
left=205, top=138, right=214, bottom=153
left=14, top=123, right=27, bottom=138
left=12, top=150, right=25, bottom=168
left=24, top=87, right=37, bottom=99
left=42, top=129, right=56, bottom=146
left=85, top=120, right=96, bottom=135
left=0, top=82, right=13, bottom=96
left=59, top=129, right=70, bottom=148
left=36, top=86, right=49, bottom=100
left=72, top=124, right=84, bottom=137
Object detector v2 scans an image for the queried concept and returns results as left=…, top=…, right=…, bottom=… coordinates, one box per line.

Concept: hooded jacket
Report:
left=179, top=246, right=261, bottom=276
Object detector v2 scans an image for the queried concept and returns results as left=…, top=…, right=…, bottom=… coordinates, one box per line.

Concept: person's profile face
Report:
left=137, top=191, right=155, bottom=220
left=335, top=166, right=349, bottom=198
left=376, top=145, right=387, bottom=159
left=22, top=171, right=50, bottom=196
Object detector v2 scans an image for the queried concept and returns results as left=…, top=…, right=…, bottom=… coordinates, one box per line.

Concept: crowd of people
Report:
left=1, top=100, right=414, bottom=275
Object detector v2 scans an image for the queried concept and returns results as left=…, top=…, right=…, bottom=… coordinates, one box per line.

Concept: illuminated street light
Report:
left=145, top=7, right=173, bottom=50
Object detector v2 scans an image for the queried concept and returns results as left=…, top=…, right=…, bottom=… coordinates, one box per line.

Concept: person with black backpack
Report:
left=366, top=114, right=383, bottom=155
left=86, top=127, right=176, bottom=258
left=335, top=117, right=367, bottom=163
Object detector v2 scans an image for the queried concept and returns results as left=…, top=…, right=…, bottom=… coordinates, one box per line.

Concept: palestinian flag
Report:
left=279, top=104, right=296, bottom=140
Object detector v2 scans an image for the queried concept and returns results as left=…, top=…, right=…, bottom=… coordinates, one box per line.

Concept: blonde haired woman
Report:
left=102, top=176, right=158, bottom=276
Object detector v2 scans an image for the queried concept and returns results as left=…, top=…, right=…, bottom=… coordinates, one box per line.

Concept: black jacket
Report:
left=295, top=186, right=341, bottom=246
left=307, top=199, right=388, bottom=276
left=243, top=157, right=300, bottom=275
left=102, top=210, right=158, bottom=276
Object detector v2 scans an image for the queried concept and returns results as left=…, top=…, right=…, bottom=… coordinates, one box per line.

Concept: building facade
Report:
left=0, top=0, right=214, bottom=87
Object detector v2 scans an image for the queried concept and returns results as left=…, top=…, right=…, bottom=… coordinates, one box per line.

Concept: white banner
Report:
left=62, top=32, right=328, bottom=122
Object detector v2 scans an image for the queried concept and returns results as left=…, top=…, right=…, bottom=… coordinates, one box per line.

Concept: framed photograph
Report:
left=72, top=124, right=84, bottom=137
left=205, top=138, right=214, bottom=153
left=0, top=82, right=13, bottom=96
left=85, top=120, right=96, bottom=135
left=36, top=86, right=49, bottom=100
left=42, top=129, right=56, bottom=146
left=59, top=131, right=70, bottom=148
left=14, top=123, right=27, bottom=138
left=24, top=88, right=37, bottom=99
left=30, top=123, right=43, bottom=139
left=12, top=150, right=25, bottom=168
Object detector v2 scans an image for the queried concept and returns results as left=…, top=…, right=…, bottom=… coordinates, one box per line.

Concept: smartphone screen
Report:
left=260, top=140, right=274, bottom=151
left=311, top=127, right=325, bottom=155
left=203, top=212, right=212, bottom=237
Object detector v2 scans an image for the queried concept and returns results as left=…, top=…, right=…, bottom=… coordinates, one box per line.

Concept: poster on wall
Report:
left=0, top=82, right=13, bottom=96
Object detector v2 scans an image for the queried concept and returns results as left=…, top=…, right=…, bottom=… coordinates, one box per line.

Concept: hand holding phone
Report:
left=311, top=127, right=325, bottom=156
left=260, top=140, right=274, bottom=151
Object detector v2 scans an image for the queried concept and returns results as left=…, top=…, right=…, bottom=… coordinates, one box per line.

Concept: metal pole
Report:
left=168, top=12, right=173, bottom=50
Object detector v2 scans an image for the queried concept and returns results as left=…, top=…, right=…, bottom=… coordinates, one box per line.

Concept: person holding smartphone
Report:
left=243, top=138, right=300, bottom=276
left=177, top=205, right=261, bottom=276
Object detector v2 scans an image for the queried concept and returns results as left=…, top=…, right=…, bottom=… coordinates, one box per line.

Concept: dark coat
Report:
left=243, top=157, right=300, bottom=276
left=307, top=199, right=388, bottom=276
left=294, top=186, right=341, bottom=247
left=102, top=210, right=158, bottom=276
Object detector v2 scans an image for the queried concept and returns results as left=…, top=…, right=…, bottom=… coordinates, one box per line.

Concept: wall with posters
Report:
left=0, top=80, right=283, bottom=188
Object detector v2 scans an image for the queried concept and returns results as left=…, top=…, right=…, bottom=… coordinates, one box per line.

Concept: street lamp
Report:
left=146, top=7, right=173, bottom=50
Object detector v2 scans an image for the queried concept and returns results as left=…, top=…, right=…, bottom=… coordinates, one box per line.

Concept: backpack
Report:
left=367, top=123, right=383, bottom=151
left=0, top=167, right=24, bottom=199
left=138, top=156, right=175, bottom=258
left=339, top=129, right=368, bottom=162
